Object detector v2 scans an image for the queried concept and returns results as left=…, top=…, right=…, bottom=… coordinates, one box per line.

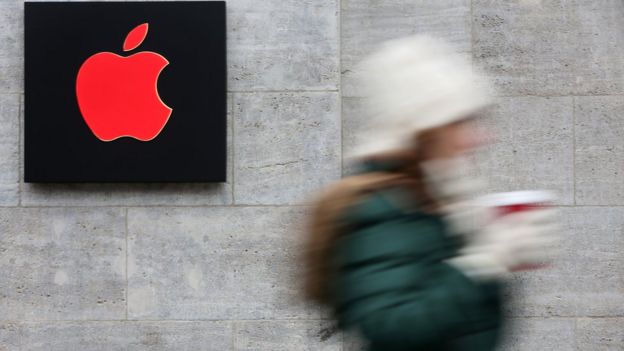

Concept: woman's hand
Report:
left=446, top=207, right=561, bottom=281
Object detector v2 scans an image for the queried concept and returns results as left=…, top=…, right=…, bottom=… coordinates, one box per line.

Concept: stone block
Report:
left=0, top=321, right=232, bottom=351
left=503, top=206, right=577, bottom=317
left=567, top=207, right=624, bottom=317
left=473, top=0, right=624, bottom=96
left=497, top=318, right=575, bottom=351
left=474, top=96, right=574, bottom=205
left=0, top=208, right=126, bottom=320
left=503, top=259, right=576, bottom=318
left=235, top=320, right=340, bottom=350
left=341, top=0, right=471, bottom=97
left=506, top=207, right=624, bottom=318
left=127, top=206, right=321, bottom=320
left=0, top=94, right=19, bottom=206
left=575, top=96, right=624, bottom=205
left=576, top=318, right=624, bottom=351
left=227, top=0, right=338, bottom=91
left=0, top=2, right=23, bottom=94
left=234, top=92, right=341, bottom=205
left=341, top=97, right=367, bottom=176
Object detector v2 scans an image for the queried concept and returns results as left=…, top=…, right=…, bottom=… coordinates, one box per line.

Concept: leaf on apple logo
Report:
left=123, top=23, right=149, bottom=52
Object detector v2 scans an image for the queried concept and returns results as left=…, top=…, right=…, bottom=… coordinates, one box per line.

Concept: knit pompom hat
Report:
left=347, top=35, right=495, bottom=160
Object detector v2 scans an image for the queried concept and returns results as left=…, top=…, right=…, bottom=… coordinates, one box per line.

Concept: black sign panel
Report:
left=25, top=1, right=226, bottom=182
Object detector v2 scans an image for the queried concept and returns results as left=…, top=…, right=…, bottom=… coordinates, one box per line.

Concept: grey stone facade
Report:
left=1, top=0, right=623, bottom=349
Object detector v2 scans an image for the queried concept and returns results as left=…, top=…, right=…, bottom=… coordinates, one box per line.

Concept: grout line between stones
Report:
left=229, top=89, right=338, bottom=94
left=504, top=316, right=584, bottom=320
left=572, top=96, right=576, bottom=206
left=338, top=0, right=345, bottom=343
left=496, top=93, right=624, bottom=98
left=342, top=93, right=624, bottom=99
left=574, top=317, right=578, bottom=350
left=230, top=93, right=236, bottom=205
left=4, top=204, right=624, bottom=209
left=232, top=320, right=237, bottom=350
left=5, top=316, right=621, bottom=324
left=5, top=316, right=623, bottom=325
left=17, top=94, right=22, bottom=207
left=3, top=204, right=311, bottom=209
left=338, top=0, right=344, bottom=179
left=470, top=0, right=475, bottom=74
left=1, top=318, right=344, bottom=323
left=571, top=99, right=579, bottom=320
left=124, top=207, right=129, bottom=321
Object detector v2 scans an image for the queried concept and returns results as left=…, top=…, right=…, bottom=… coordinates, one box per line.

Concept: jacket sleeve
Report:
left=330, top=192, right=501, bottom=348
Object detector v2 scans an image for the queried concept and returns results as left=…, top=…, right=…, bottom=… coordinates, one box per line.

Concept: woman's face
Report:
left=418, top=116, right=493, bottom=160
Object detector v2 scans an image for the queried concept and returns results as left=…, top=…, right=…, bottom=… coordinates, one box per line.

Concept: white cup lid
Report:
left=476, top=190, right=556, bottom=207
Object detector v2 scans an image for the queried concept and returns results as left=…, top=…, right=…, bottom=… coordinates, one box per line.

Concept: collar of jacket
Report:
left=351, top=158, right=433, bottom=217
left=356, top=158, right=408, bottom=174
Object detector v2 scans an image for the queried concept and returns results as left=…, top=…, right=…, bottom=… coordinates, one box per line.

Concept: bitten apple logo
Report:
left=76, top=23, right=172, bottom=142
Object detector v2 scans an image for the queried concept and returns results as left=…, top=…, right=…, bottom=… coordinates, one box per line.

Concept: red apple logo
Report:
left=76, top=23, right=172, bottom=141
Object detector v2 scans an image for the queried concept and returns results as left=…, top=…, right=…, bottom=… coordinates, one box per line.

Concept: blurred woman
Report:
left=304, top=36, right=558, bottom=351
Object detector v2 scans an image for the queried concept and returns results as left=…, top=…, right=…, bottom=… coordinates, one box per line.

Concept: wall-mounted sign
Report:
left=24, top=1, right=226, bottom=182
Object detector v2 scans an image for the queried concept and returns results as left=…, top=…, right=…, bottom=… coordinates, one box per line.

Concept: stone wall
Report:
left=1, top=0, right=623, bottom=350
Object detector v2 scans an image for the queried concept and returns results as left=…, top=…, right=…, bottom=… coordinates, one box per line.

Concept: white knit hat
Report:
left=347, top=35, right=495, bottom=159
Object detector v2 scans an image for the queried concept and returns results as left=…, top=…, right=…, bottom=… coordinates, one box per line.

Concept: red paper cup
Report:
left=477, top=190, right=555, bottom=216
left=476, top=190, right=556, bottom=271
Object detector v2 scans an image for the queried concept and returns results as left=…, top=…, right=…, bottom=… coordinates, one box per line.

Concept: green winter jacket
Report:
left=329, top=160, right=504, bottom=351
